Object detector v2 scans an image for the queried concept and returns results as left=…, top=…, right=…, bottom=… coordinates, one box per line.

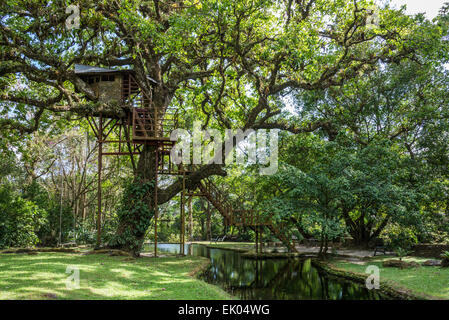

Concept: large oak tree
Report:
left=0, top=0, right=437, bottom=253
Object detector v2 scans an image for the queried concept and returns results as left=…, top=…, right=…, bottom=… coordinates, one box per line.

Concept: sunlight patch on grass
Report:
left=0, top=252, right=231, bottom=300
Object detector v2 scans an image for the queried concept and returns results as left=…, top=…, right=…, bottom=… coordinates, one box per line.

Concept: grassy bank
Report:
left=0, top=252, right=231, bottom=300
left=330, top=256, right=449, bottom=299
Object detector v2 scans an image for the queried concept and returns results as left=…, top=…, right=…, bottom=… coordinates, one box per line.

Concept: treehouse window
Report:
left=86, top=76, right=101, bottom=84
left=101, top=75, right=115, bottom=82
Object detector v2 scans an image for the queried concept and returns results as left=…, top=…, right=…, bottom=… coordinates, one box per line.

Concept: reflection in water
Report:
left=152, top=243, right=190, bottom=255
left=154, top=243, right=388, bottom=300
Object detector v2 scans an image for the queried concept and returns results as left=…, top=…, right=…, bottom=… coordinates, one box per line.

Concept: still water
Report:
left=152, top=243, right=389, bottom=300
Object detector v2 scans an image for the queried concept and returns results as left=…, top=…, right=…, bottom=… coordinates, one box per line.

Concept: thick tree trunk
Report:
left=111, top=144, right=158, bottom=255
left=350, top=227, right=373, bottom=248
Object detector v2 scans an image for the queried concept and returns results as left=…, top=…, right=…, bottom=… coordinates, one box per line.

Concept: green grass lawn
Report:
left=332, top=256, right=449, bottom=299
left=0, top=252, right=232, bottom=300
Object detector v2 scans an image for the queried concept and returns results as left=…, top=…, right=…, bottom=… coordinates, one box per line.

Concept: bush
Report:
left=0, top=186, right=47, bottom=248
left=441, top=251, right=449, bottom=267
left=380, top=223, right=418, bottom=251
left=394, top=247, right=413, bottom=261
left=101, top=211, right=120, bottom=244
left=74, top=220, right=96, bottom=244
left=36, top=202, right=73, bottom=246
left=23, top=182, right=74, bottom=246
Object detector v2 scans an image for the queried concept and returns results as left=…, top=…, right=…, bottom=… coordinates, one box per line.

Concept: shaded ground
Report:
left=0, top=252, right=231, bottom=300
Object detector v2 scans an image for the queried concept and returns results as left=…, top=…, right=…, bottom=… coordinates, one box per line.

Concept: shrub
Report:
left=380, top=223, right=418, bottom=251
left=441, top=251, right=449, bottom=267
left=0, top=186, right=47, bottom=248
left=394, top=247, right=413, bottom=261
left=23, top=181, right=74, bottom=246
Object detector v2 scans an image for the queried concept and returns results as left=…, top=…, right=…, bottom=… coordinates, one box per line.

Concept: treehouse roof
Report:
left=75, top=64, right=125, bottom=75
left=74, top=64, right=157, bottom=84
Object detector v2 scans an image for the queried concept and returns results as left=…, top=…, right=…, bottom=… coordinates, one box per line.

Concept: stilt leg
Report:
left=154, top=148, right=158, bottom=257
left=96, top=114, right=103, bottom=248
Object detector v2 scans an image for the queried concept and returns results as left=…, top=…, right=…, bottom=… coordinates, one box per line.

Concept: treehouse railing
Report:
left=198, top=177, right=297, bottom=252
left=231, top=209, right=272, bottom=227
left=120, top=73, right=178, bottom=144
left=132, top=106, right=178, bottom=142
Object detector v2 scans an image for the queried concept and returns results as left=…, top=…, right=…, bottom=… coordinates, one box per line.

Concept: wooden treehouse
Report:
left=75, top=64, right=179, bottom=171
left=77, top=64, right=294, bottom=256
left=76, top=64, right=182, bottom=255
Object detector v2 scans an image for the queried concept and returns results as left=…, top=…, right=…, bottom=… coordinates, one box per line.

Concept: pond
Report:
left=151, top=243, right=389, bottom=300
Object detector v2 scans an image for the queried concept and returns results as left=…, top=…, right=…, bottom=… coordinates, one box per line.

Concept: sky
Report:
left=388, top=0, right=447, bottom=19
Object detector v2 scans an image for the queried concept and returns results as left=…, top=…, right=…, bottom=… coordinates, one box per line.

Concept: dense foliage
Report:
left=0, top=185, right=46, bottom=248
left=0, top=1, right=448, bottom=253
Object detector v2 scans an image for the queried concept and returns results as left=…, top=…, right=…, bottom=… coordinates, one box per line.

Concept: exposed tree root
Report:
left=84, top=249, right=133, bottom=257
left=382, top=259, right=420, bottom=269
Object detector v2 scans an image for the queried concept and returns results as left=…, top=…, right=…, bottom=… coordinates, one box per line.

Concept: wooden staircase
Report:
left=131, top=101, right=178, bottom=144
left=198, top=178, right=298, bottom=252
left=122, top=73, right=140, bottom=101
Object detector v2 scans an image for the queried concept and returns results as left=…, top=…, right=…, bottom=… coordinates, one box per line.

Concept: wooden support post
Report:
left=255, top=227, right=259, bottom=255
left=259, top=227, right=263, bottom=253
left=188, top=195, right=193, bottom=241
left=154, top=148, right=159, bottom=257
left=118, top=122, right=122, bottom=153
left=96, top=114, right=103, bottom=248
left=180, top=171, right=186, bottom=255
left=155, top=98, right=159, bottom=137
